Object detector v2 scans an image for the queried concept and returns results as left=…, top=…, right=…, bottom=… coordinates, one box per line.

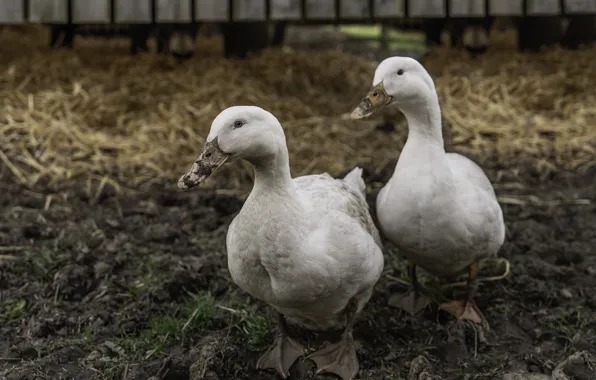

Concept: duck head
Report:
left=178, top=106, right=285, bottom=188
left=350, top=56, right=437, bottom=119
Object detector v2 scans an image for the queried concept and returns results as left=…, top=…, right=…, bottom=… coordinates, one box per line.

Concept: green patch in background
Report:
left=329, top=24, right=427, bottom=52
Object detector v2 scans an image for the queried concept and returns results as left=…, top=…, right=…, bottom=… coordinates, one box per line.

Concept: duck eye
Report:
left=233, top=120, right=245, bottom=129
left=397, top=69, right=404, bottom=75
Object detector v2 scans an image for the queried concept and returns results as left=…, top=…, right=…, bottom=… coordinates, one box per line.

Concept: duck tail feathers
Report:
left=343, top=167, right=366, bottom=195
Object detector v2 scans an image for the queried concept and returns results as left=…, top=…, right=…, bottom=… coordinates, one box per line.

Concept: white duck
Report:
left=178, top=106, right=384, bottom=380
left=350, top=57, right=505, bottom=328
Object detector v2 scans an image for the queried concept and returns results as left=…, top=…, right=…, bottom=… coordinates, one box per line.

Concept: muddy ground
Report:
left=1, top=163, right=595, bottom=380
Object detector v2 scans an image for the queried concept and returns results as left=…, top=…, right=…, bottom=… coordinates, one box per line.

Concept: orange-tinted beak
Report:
left=177, top=138, right=229, bottom=189
left=350, top=81, right=393, bottom=119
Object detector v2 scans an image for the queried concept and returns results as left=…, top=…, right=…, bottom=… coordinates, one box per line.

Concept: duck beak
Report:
left=177, top=138, right=229, bottom=189
left=350, top=81, right=393, bottom=120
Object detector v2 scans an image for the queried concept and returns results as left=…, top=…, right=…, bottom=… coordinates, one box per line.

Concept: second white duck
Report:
left=178, top=106, right=384, bottom=380
left=350, top=57, right=505, bottom=329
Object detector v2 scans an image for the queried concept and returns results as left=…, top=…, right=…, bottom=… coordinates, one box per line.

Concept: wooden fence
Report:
left=0, top=0, right=595, bottom=24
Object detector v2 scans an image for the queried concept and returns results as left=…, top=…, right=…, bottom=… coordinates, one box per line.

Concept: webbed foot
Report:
left=256, top=333, right=304, bottom=378
left=308, top=338, right=359, bottom=380
left=388, top=260, right=430, bottom=315
left=440, top=260, right=490, bottom=330
left=389, top=288, right=431, bottom=315
left=439, top=299, right=489, bottom=331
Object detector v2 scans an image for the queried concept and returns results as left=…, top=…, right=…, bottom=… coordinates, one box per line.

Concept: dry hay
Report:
left=0, top=26, right=594, bottom=195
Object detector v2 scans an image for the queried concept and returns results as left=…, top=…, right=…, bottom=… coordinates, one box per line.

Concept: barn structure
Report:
left=0, top=1, right=595, bottom=57
left=0, top=0, right=594, bottom=23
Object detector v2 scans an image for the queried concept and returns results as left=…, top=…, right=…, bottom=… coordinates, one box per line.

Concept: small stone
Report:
left=88, top=230, right=105, bottom=249
left=94, top=261, right=110, bottom=278
left=138, top=200, right=159, bottom=215
left=105, top=233, right=129, bottom=253
left=101, top=341, right=124, bottom=357
left=560, top=288, right=573, bottom=299
left=105, top=218, right=120, bottom=228
left=535, top=341, right=558, bottom=355
left=143, top=223, right=178, bottom=242
left=85, top=350, right=102, bottom=362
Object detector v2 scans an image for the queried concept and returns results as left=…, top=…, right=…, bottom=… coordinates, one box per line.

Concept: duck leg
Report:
left=388, top=260, right=431, bottom=315
left=308, top=301, right=360, bottom=380
left=439, top=260, right=489, bottom=330
left=256, top=313, right=305, bottom=378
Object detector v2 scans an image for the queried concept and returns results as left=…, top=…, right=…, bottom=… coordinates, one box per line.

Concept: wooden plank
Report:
left=233, top=0, right=266, bottom=20
left=72, top=0, right=111, bottom=23
left=115, top=0, right=151, bottom=23
left=374, top=0, right=404, bottom=18
left=450, top=0, right=484, bottom=17
left=489, top=0, right=522, bottom=15
left=409, top=0, right=445, bottom=17
left=340, top=0, right=370, bottom=19
left=564, top=0, right=596, bottom=14
left=305, top=0, right=335, bottom=19
left=527, top=0, right=561, bottom=15
left=0, top=0, right=24, bottom=23
left=29, top=0, right=68, bottom=22
left=157, top=0, right=191, bottom=22
left=271, top=0, right=301, bottom=20
left=196, top=0, right=229, bottom=21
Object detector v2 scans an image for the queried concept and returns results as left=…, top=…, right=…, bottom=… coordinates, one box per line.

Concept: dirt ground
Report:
left=1, top=165, right=595, bottom=380
left=1, top=25, right=596, bottom=380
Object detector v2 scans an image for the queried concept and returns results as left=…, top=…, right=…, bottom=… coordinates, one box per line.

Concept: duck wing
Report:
left=293, top=168, right=383, bottom=249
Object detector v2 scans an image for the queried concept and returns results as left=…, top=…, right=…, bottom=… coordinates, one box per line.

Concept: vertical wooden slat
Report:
left=450, top=0, right=485, bottom=17
left=271, top=0, right=301, bottom=20
left=0, top=0, right=24, bottom=23
left=409, top=0, right=445, bottom=17
left=564, top=0, right=596, bottom=13
left=488, top=0, right=523, bottom=15
left=195, top=0, right=229, bottom=21
left=233, top=0, right=266, bottom=20
left=157, top=0, right=191, bottom=22
left=374, top=0, right=404, bottom=18
left=340, top=0, right=370, bottom=19
left=115, top=0, right=152, bottom=23
left=305, top=0, right=335, bottom=19
left=527, top=0, right=561, bottom=15
left=72, top=0, right=111, bottom=23
left=29, top=0, right=68, bottom=22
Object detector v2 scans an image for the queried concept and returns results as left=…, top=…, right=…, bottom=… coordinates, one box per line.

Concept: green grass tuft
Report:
left=0, top=298, right=27, bottom=322
left=117, top=293, right=218, bottom=360
left=240, top=312, right=275, bottom=351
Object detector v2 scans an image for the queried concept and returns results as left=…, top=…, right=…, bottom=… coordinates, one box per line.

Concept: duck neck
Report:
left=400, top=94, right=445, bottom=150
left=387, top=93, right=447, bottom=189
left=245, top=145, right=306, bottom=244
left=250, top=145, right=295, bottom=197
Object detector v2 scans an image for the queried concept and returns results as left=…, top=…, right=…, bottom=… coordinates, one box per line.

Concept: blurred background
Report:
left=1, top=1, right=595, bottom=380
